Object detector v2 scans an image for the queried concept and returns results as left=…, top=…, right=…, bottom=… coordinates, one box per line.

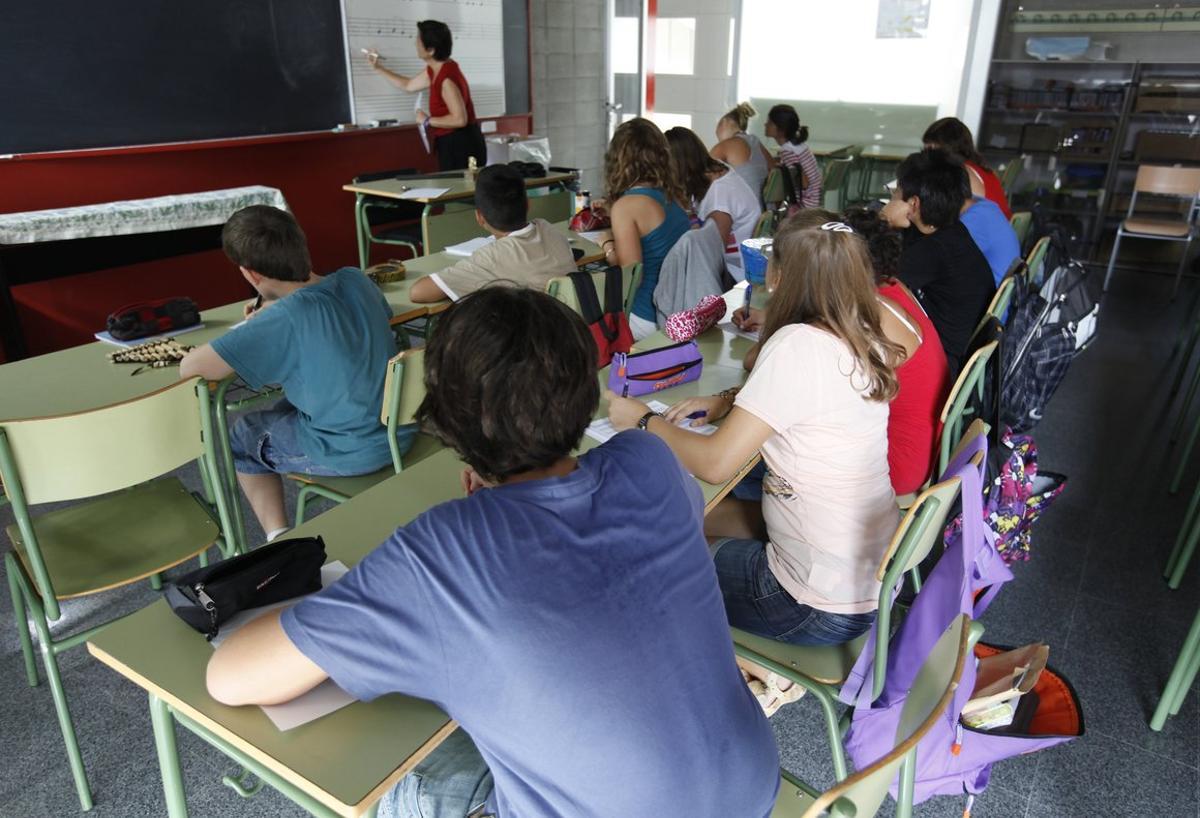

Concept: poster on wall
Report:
left=876, top=0, right=930, bottom=38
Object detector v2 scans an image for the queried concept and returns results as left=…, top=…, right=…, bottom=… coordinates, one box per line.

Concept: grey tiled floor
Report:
left=2, top=268, right=1199, bottom=816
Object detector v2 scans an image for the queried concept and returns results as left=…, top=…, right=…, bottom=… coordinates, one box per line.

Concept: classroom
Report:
left=0, top=1, right=1198, bottom=816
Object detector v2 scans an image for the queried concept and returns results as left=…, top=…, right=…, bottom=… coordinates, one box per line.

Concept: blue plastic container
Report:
left=740, top=238, right=772, bottom=286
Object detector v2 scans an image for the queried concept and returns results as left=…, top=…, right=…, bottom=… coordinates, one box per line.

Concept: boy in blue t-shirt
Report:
left=180, top=205, right=404, bottom=542
left=205, top=287, right=780, bottom=818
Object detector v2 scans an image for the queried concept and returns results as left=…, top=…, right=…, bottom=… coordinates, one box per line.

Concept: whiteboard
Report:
left=342, top=0, right=507, bottom=125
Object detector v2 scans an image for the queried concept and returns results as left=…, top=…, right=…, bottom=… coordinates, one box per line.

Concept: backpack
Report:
left=841, top=435, right=1083, bottom=811
left=1000, top=252, right=1098, bottom=433
left=570, top=267, right=633, bottom=368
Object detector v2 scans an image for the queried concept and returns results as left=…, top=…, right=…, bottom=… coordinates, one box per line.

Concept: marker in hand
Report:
left=686, top=411, right=707, bottom=421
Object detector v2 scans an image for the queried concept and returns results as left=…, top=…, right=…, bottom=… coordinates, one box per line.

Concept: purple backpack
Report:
left=840, top=434, right=1083, bottom=811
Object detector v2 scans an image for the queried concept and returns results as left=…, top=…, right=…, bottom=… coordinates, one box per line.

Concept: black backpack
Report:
left=569, top=266, right=633, bottom=368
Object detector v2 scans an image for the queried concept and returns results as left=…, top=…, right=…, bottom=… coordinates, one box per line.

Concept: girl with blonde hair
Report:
left=712, top=102, right=772, bottom=205
left=608, top=215, right=902, bottom=648
left=596, top=117, right=690, bottom=339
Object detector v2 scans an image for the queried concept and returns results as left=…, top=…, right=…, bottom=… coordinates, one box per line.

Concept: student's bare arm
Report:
left=410, top=275, right=450, bottom=303
left=206, top=610, right=329, bottom=706
left=607, top=392, right=773, bottom=484
left=609, top=197, right=645, bottom=266
left=180, top=344, right=235, bottom=382
left=707, top=210, right=734, bottom=245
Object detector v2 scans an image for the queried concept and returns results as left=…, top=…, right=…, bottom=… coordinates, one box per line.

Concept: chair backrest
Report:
left=0, top=378, right=207, bottom=505
left=546, top=272, right=606, bottom=315
left=353, top=168, right=418, bottom=184
left=1025, top=235, right=1050, bottom=286
left=794, top=615, right=970, bottom=818
left=987, top=275, right=1017, bottom=322
left=527, top=187, right=574, bottom=223
left=1133, top=165, right=1200, bottom=199
left=763, top=168, right=787, bottom=206
left=624, top=262, right=643, bottom=315
left=422, top=202, right=486, bottom=254
left=821, top=157, right=855, bottom=209
left=1009, top=210, right=1032, bottom=246
left=938, top=338, right=1000, bottom=475
left=380, top=348, right=425, bottom=429
left=752, top=210, right=774, bottom=239
left=998, top=159, right=1023, bottom=196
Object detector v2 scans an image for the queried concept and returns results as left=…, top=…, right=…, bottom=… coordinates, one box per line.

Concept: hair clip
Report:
left=820, top=221, right=854, bottom=233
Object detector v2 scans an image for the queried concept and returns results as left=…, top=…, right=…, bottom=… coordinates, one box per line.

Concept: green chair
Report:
left=546, top=271, right=605, bottom=315
left=763, top=168, right=787, bottom=208
left=771, top=615, right=971, bottom=818
left=422, top=202, right=488, bottom=255
left=998, top=158, right=1024, bottom=197
left=733, top=469, right=965, bottom=781
left=1, top=378, right=237, bottom=810
left=752, top=210, right=774, bottom=239
left=527, top=187, right=575, bottom=223
left=1010, top=210, right=1033, bottom=247
left=623, top=262, right=644, bottom=316
left=286, top=348, right=443, bottom=526
left=1024, top=235, right=1050, bottom=288
left=353, top=169, right=423, bottom=269
left=1150, top=603, right=1200, bottom=730
left=987, top=274, right=1017, bottom=324
left=820, top=156, right=856, bottom=212
left=938, top=335, right=1000, bottom=476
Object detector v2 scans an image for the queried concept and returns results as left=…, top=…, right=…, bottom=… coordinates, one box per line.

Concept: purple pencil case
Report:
left=608, top=340, right=703, bottom=397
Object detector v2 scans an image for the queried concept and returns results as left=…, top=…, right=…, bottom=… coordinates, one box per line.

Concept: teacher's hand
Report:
left=415, top=109, right=429, bottom=126
left=365, top=49, right=381, bottom=69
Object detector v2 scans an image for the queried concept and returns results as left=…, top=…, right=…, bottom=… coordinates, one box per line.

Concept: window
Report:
left=647, top=112, right=693, bottom=131
left=611, top=17, right=641, bottom=75
left=654, top=17, right=695, bottom=76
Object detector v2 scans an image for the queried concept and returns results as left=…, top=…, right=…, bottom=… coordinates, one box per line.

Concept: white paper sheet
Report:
left=585, top=400, right=718, bottom=444
left=398, top=186, right=450, bottom=200
left=209, top=562, right=357, bottom=731
left=94, top=323, right=206, bottom=348
left=444, top=236, right=496, bottom=257
left=716, top=321, right=759, bottom=343
left=418, top=120, right=432, bottom=154
left=578, top=230, right=608, bottom=245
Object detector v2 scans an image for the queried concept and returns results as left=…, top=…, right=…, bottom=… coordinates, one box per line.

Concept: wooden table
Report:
left=85, top=318, right=756, bottom=818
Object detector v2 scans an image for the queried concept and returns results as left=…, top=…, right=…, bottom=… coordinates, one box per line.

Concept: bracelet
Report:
left=637, top=410, right=660, bottom=430
left=717, top=387, right=740, bottom=402
left=602, top=239, right=615, bottom=249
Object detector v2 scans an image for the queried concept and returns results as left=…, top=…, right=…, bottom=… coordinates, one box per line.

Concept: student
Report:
left=410, top=164, right=576, bottom=302
left=597, top=117, right=690, bottom=340
left=665, top=126, right=762, bottom=281
left=609, top=216, right=901, bottom=647
left=960, top=194, right=1021, bottom=287
left=712, top=102, right=772, bottom=204
left=882, top=149, right=996, bottom=377
left=180, top=206, right=404, bottom=542
left=923, top=117, right=1012, bottom=219
left=765, top=104, right=823, bottom=209
left=205, top=287, right=781, bottom=818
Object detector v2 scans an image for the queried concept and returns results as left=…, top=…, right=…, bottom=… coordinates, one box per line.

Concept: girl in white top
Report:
left=712, top=102, right=771, bottom=206
left=607, top=216, right=902, bottom=647
left=665, top=126, right=763, bottom=281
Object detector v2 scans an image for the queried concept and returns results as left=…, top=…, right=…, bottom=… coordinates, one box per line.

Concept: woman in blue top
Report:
left=597, top=117, right=690, bottom=340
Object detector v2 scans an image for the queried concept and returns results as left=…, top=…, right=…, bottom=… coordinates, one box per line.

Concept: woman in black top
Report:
left=882, top=148, right=995, bottom=377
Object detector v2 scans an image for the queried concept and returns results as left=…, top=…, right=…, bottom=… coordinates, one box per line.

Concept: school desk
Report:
left=85, top=323, right=757, bottom=818
left=343, top=171, right=578, bottom=266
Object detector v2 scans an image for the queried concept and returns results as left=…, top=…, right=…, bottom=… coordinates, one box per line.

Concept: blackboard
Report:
left=1, top=1, right=352, bottom=154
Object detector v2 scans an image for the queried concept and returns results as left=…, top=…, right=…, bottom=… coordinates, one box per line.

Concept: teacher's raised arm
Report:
left=365, top=19, right=487, bottom=171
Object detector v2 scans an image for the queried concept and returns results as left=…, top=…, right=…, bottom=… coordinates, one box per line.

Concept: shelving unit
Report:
left=978, top=3, right=1200, bottom=261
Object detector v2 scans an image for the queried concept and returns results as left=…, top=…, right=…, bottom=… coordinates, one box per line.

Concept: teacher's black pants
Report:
left=435, top=122, right=487, bottom=171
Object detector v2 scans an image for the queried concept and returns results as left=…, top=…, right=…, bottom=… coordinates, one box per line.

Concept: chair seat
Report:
left=771, top=777, right=818, bottom=817
left=1122, top=218, right=1193, bottom=238
left=6, top=478, right=219, bottom=600
left=286, top=434, right=446, bottom=498
left=733, top=627, right=869, bottom=686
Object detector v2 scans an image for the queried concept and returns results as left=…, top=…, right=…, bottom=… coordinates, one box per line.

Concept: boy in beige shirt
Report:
left=410, top=163, right=577, bottom=302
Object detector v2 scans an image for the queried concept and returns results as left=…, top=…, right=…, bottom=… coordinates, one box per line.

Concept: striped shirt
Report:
left=779, top=142, right=823, bottom=209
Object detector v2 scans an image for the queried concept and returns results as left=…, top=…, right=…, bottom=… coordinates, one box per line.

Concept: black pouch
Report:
left=165, top=536, right=326, bottom=641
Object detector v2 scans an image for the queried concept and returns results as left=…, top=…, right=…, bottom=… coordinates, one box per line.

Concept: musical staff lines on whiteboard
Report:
left=343, top=0, right=507, bottom=125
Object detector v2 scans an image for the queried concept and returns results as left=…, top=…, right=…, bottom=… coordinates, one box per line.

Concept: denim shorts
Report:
left=730, top=460, right=767, bottom=502
left=712, top=537, right=876, bottom=647
left=379, top=729, right=494, bottom=818
left=229, top=401, right=365, bottom=478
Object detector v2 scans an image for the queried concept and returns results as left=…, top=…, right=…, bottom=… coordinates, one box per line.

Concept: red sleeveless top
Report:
left=966, top=160, right=1012, bottom=220
left=425, top=60, right=477, bottom=139
left=878, top=281, right=952, bottom=495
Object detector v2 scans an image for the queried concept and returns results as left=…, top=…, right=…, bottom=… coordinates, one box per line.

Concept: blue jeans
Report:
left=378, top=730, right=495, bottom=818
left=712, top=537, right=875, bottom=646
left=730, top=461, right=767, bottom=502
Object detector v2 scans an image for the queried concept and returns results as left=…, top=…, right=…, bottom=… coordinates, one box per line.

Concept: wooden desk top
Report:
left=342, top=171, right=576, bottom=204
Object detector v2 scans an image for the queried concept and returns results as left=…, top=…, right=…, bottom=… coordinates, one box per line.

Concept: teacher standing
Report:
left=366, top=20, right=487, bottom=170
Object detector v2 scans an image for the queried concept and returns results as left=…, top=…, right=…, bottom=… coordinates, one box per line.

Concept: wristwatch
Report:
left=637, top=410, right=660, bottom=430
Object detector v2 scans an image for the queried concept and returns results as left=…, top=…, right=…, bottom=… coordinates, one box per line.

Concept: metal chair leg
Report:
left=294, top=485, right=313, bottom=528
left=1171, top=237, right=1194, bottom=301
left=1103, top=231, right=1123, bottom=292
left=355, top=196, right=370, bottom=270
left=150, top=694, right=190, bottom=818
left=1166, top=477, right=1200, bottom=579
left=1168, top=500, right=1200, bottom=589
left=29, top=604, right=93, bottom=810
left=7, top=556, right=38, bottom=687
left=1151, top=606, right=1200, bottom=730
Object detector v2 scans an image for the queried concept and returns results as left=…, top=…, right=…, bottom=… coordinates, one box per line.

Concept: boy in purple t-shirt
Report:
left=206, top=287, right=779, bottom=818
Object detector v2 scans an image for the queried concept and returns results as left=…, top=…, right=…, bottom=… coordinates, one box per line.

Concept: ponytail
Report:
left=722, top=101, right=757, bottom=132
left=793, top=125, right=809, bottom=146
